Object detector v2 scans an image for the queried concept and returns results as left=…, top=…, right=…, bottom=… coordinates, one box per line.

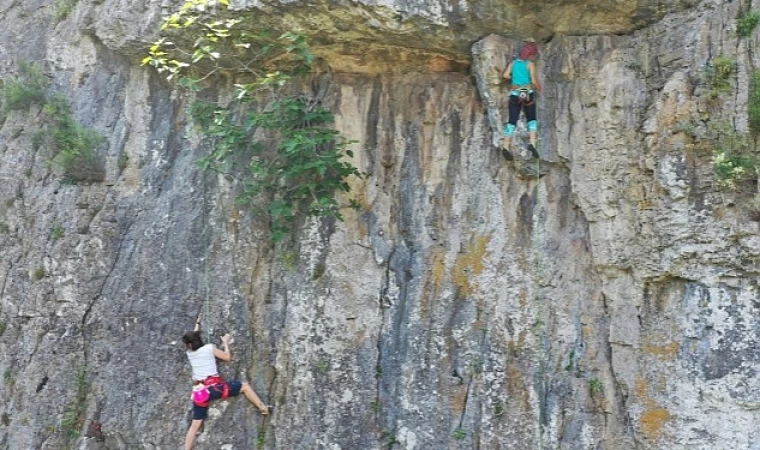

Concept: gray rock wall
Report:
left=0, top=0, right=759, bottom=449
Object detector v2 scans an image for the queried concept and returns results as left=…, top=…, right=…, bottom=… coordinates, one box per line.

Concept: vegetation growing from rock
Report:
left=54, top=0, right=77, bottom=21
left=674, top=56, right=760, bottom=192
left=1, top=62, right=104, bottom=184
left=673, top=118, right=758, bottom=191
left=749, top=70, right=760, bottom=135
left=589, top=377, right=603, bottom=397
left=2, top=61, right=47, bottom=111
left=61, top=367, right=88, bottom=444
left=32, top=266, right=45, bottom=281
left=144, top=0, right=362, bottom=242
left=704, top=55, right=735, bottom=99
left=708, top=122, right=757, bottom=190
left=50, top=223, right=64, bottom=241
left=736, top=10, right=760, bottom=37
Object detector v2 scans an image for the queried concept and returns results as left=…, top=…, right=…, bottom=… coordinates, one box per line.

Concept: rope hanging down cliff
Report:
left=532, top=156, right=549, bottom=450
left=201, top=171, right=212, bottom=344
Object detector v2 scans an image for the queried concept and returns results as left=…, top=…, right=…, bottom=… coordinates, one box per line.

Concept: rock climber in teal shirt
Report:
left=502, top=42, right=544, bottom=160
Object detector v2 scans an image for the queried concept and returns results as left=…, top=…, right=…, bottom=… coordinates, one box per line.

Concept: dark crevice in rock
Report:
left=606, top=337, right=634, bottom=444
left=364, top=76, right=382, bottom=173
left=82, top=201, right=136, bottom=329
left=458, top=376, right=473, bottom=431
left=0, top=260, right=12, bottom=298
left=380, top=245, right=413, bottom=429
left=374, top=244, right=394, bottom=429
left=517, top=191, right=536, bottom=245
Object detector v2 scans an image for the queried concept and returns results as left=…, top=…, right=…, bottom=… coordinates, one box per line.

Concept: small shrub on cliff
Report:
left=2, top=63, right=104, bottom=183
left=42, top=94, right=104, bottom=184
left=737, top=10, right=760, bottom=37
left=589, top=378, right=603, bottom=397
left=673, top=120, right=699, bottom=137
left=61, top=367, right=88, bottom=441
left=32, top=266, right=46, bottom=281
left=50, top=223, right=64, bottom=241
left=704, top=55, right=735, bottom=99
left=493, top=402, right=505, bottom=418
left=3, top=60, right=47, bottom=111
left=380, top=430, right=399, bottom=446
left=55, top=0, right=77, bottom=21
left=144, top=0, right=362, bottom=242
left=708, top=122, right=758, bottom=190
left=256, top=431, right=266, bottom=448
left=0, top=220, right=8, bottom=234
left=749, top=70, right=760, bottom=135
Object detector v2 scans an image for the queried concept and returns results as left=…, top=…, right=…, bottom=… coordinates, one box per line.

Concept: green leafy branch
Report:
left=143, top=0, right=312, bottom=84
left=144, top=0, right=361, bottom=241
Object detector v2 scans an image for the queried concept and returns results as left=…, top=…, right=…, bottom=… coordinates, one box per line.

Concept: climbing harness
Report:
left=192, top=375, right=230, bottom=407
left=516, top=88, right=534, bottom=106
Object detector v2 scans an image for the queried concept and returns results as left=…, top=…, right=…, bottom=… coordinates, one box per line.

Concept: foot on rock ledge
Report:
left=527, top=143, right=540, bottom=159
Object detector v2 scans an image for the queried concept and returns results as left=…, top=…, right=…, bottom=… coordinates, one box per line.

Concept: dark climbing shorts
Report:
left=191, top=380, right=242, bottom=421
left=507, top=92, right=537, bottom=125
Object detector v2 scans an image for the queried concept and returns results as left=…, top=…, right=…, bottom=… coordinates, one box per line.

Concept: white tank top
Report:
left=186, top=344, right=218, bottom=381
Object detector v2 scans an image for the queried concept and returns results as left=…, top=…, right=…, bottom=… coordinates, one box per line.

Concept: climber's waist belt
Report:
left=193, top=375, right=221, bottom=385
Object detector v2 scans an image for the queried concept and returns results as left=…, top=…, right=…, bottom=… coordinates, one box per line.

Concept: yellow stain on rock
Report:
left=420, top=249, right=446, bottom=321
left=431, top=250, right=446, bottom=293
left=643, top=341, right=680, bottom=361
left=635, top=377, right=672, bottom=440
left=640, top=408, right=671, bottom=439
left=505, top=363, right=531, bottom=411
left=635, top=377, right=649, bottom=401
left=451, top=384, right=468, bottom=414
left=452, top=235, right=490, bottom=297
left=339, top=178, right=370, bottom=239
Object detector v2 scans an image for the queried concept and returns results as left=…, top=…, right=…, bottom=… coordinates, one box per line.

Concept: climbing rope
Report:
left=533, top=153, right=548, bottom=450
left=201, top=170, right=212, bottom=344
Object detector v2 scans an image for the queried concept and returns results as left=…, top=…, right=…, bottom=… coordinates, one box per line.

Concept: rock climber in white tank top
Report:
left=182, top=314, right=269, bottom=450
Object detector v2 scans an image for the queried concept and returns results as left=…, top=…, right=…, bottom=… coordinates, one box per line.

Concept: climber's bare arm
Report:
left=529, top=61, right=543, bottom=94
left=502, top=62, right=513, bottom=82
left=213, top=334, right=231, bottom=362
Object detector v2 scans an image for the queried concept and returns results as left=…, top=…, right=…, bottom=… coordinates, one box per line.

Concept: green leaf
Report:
left=272, top=229, right=286, bottom=242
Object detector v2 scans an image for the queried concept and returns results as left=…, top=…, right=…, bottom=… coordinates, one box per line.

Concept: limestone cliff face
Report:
left=0, top=0, right=759, bottom=449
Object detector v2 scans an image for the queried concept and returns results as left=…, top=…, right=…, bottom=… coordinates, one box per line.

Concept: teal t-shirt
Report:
left=511, top=59, right=531, bottom=86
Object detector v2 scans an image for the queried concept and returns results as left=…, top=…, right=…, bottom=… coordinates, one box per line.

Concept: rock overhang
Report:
left=223, top=0, right=685, bottom=71
left=120, top=0, right=686, bottom=74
